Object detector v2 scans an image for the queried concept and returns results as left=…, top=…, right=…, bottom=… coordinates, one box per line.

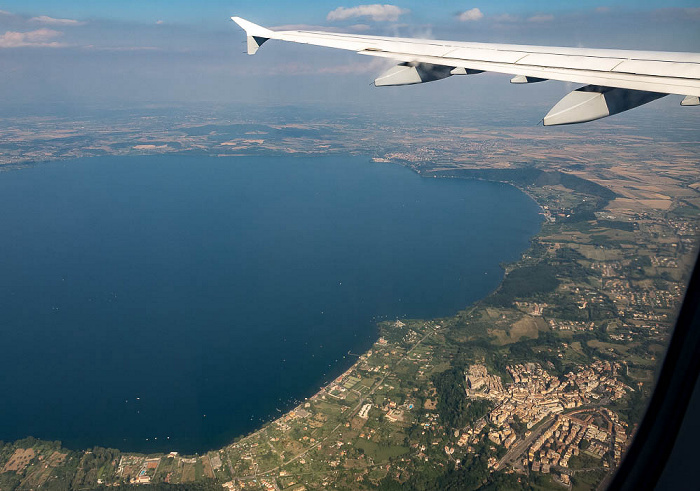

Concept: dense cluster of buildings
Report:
left=548, top=319, right=596, bottom=331
left=463, top=361, right=632, bottom=474
left=467, top=362, right=631, bottom=430
left=527, top=408, right=629, bottom=474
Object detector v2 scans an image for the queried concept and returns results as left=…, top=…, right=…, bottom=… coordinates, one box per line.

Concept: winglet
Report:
left=231, top=17, right=274, bottom=55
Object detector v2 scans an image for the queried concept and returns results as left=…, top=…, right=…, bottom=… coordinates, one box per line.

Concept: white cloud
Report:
left=0, top=28, right=64, bottom=48
left=458, top=8, right=484, bottom=22
left=29, top=15, right=85, bottom=26
left=527, top=14, right=554, bottom=22
left=156, top=20, right=165, bottom=25
left=327, top=4, right=409, bottom=22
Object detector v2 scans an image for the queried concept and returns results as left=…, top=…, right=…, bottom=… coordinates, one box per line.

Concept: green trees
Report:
left=486, top=263, right=559, bottom=307
left=71, top=447, right=120, bottom=489
left=93, top=483, right=220, bottom=491
left=432, top=368, right=493, bottom=429
left=379, top=455, right=490, bottom=491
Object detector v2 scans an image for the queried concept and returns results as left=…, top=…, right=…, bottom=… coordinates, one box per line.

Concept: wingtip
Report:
left=230, top=16, right=274, bottom=38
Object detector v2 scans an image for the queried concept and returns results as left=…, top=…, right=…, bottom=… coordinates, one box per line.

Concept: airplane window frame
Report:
left=609, top=252, right=700, bottom=490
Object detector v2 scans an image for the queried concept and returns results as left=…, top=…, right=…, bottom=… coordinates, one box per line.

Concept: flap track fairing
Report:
left=543, top=85, right=667, bottom=126
left=374, top=62, right=475, bottom=87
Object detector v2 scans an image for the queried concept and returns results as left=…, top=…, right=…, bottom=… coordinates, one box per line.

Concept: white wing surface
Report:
left=231, top=17, right=700, bottom=125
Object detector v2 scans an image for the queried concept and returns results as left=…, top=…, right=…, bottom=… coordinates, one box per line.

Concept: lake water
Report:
left=0, top=155, right=541, bottom=453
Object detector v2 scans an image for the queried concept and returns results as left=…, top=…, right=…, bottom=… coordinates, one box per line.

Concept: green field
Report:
left=355, top=440, right=409, bottom=462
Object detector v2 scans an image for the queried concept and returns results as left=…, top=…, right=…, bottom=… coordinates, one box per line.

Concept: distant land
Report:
left=0, top=103, right=698, bottom=490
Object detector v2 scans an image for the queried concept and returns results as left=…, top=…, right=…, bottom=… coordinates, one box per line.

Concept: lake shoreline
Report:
left=223, top=163, right=547, bottom=454
left=0, top=154, right=542, bottom=455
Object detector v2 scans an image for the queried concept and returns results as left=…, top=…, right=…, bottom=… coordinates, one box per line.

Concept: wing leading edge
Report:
left=231, top=17, right=700, bottom=125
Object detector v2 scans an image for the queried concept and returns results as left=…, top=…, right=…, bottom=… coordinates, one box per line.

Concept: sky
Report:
left=1, top=0, right=699, bottom=25
left=0, top=1, right=698, bottom=112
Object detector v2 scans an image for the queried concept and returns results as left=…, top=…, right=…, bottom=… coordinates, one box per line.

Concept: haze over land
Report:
left=0, top=1, right=699, bottom=490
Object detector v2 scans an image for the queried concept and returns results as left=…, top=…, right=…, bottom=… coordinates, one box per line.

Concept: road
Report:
left=496, top=417, right=555, bottom=470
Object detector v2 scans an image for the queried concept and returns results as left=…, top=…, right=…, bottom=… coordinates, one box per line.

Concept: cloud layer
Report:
left=29, top=15, right=85, bottom=26
left=458, top=8, right=484, bottom=22
left=327, top=4, right=409, bottom=22
left=0, top=28, right=63, bottom=48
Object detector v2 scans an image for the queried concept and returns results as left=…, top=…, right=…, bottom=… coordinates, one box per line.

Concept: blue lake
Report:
left=0, top=155, right=541, bottom=453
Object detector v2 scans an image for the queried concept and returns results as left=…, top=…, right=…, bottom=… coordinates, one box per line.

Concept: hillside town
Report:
left=462, top=362, right=631, bottom=480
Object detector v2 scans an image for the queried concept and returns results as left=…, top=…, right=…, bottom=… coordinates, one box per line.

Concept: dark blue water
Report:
left=0, top=155, right=541, bottom=453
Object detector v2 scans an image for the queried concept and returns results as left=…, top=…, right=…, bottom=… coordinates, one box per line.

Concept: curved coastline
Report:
left=6, top=149, right=670, bottom=489
left=223, top=168, right=546, bottom=452
left=0, top=155, right=543, bottom=456
left=222, top=168, right=549, bottom=453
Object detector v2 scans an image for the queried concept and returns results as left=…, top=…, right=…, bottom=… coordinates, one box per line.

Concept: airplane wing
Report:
left=231, top=17, right=700, bottom=126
